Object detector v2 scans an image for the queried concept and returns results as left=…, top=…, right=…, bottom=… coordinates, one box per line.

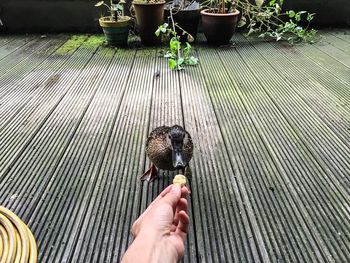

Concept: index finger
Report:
left=140, top=185, right=173, bottom=216
left=140, top=184, right=189, bottom=218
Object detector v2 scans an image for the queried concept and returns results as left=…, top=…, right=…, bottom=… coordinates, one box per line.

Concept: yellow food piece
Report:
left=173, top=174, right=187, bottom=187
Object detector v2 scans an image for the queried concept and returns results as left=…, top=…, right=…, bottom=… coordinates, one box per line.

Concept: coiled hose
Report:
left=0, top=206, right=37, bottom=263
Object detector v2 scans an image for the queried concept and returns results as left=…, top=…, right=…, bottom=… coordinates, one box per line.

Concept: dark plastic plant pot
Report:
left=201, top=9, right=240, bottom=45
left=99, top=16, right=132, bottom=46
left=133, top=1, right=165, bottom=46
left=164, top=6, right=201, bottom=42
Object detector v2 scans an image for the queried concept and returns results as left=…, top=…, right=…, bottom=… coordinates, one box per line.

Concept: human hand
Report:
left=122, top=184, right=190, bottom=263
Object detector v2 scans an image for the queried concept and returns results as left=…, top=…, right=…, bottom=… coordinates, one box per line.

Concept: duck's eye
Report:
left=168, top=135, right=172, bottom=139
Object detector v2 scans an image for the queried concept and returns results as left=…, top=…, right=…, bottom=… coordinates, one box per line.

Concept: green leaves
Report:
left=95, top=1, right=104, bottom=7
left=155, top=29, right=161, bottom=37
left=95, top=0, right=118, bottom=19
left=155, top=23, right=169, bottom=37
left=307, top=13, right=315, bottom=22
left=294, top=11, right=303, bottom=22
left=238, top=16, right=247, bottom=28
left=255, top=0, right=264, bottom=8
left=161, top=23, right=169, bottom=33
left=287, top=10, right=295, bottom=18
left=167, top=55, right=197, bottom=70
left=117, top=4, right=123, bottom=11
left=247, top=27, right=256, bottom=36
left=187, top=34, right=195, bottom=43
left=169, top=59, right=177, bottom=70
left=177, top=58, right=185, bottom=66
left=155, top=23, right=198, bottom=70
left=183, top=42, right=191, bottom=58
left=169, top=37, right=180, bottom=53
left=164, top=51, right=174, bottom=59
left=287, top=10, right=306, bottom=22
left=235, top=0, right=317, bottom=44
left=268, top=0, right=276, bottom=6
left=187, top=56, right=198, bottom=65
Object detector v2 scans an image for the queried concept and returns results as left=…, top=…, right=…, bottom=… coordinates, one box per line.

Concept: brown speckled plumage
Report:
left=146, top=125, right=193, bottom=171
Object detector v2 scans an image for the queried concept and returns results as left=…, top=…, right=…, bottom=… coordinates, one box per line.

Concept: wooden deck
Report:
left=0, top=30, right=349, bottom=262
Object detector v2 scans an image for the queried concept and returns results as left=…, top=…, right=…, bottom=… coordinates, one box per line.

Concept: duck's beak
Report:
left=172, top=149, right=185, bottom=169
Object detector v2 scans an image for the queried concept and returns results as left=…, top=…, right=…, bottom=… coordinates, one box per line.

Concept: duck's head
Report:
left=168, top=125, right=186, bottom=169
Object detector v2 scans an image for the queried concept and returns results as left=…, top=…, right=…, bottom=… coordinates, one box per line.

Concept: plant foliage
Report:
left=95, top=0, right=124, bottom=21
left=155, top=21, right=198, bottom=70
left=202, top=0, right=317, bottom=44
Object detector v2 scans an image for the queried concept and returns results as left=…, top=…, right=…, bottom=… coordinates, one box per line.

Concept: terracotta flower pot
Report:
left=133, top=1, right=166, bottom=46
left=201, top=9, right=240, bottom=45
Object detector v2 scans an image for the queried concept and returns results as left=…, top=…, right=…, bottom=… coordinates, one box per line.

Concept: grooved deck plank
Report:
left=0, top=39, right=72, bottom=130
left=0, top=36, right=68, bottom=102
left=0, top=38, right=97, bottom=178
left=0, top=38, right=51, bottom=82
left=198, top=47, right=328, bottom=262
left=64, top=48, right=137, bottom=263
left=234, top=35, right=350, bottom=193
left=244, top=38, right=350, bottom=146
left=179, top=50, right=265, bottom=262
left=0, top=45, right=120, bottom=262
left=217, top=41, right=350, bottom=261
left=29, top=49, right=134, bottom=263
left=0, top=36, right=16, bottom=47
left=329, top=30, right=350, bottom=43
left=138, top=52, right=197, bottom=263
left=292, top=42, right=350, bottom=86
left=43, top=48, right=157, bottom=263
left=319, top=31, right=350, bottom=54
left=311, top=36, right=350, bottom=68
left=0, top=31, right=350, bottom=262
left=0, top=35, right=34, bottom=61
left=244, top=40, right=350, bottom=108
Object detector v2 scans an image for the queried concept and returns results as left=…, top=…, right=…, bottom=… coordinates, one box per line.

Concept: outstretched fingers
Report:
left=131, top=185, right=173, bottom=237
left=143, top=185, right=188, bottom=216
left=175, top=211, right=190, bottom=241
left=172, top=198, right=188, bottom=229
left=131, top=185, right=189, bottom=238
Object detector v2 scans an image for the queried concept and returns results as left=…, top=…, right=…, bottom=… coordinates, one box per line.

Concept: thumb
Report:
left=161, top=184, right=181, bottom=209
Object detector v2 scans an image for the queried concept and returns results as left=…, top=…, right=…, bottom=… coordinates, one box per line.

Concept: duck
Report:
left=141, top=125, right=193, bottom=181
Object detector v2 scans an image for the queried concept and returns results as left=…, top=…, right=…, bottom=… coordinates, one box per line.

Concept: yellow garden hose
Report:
left=0, top=206, right=37, bottom=263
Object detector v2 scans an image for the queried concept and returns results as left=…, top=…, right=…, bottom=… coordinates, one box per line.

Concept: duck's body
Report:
left=141, top=125, right=193, bottom=181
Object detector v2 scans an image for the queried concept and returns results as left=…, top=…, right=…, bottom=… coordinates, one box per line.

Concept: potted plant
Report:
left=164, top=1, right=202, bottom=42
left=201, top=0, right=317, bottom=45
left=95, top=0, right=133, bottom=46
left=132, top=0, right=166, bottom=46
left=201, top=0, right=240, bottom=45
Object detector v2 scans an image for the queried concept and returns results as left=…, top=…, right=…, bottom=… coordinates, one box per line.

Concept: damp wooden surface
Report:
left=0, top=30, right=349, bottom=262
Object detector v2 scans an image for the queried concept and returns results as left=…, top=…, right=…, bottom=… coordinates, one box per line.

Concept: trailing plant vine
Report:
left=203, top=0, right=317, bottom=44
left=238, top=0, right=317, bottom=44
left=155, top=10, right=198, bottom=70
